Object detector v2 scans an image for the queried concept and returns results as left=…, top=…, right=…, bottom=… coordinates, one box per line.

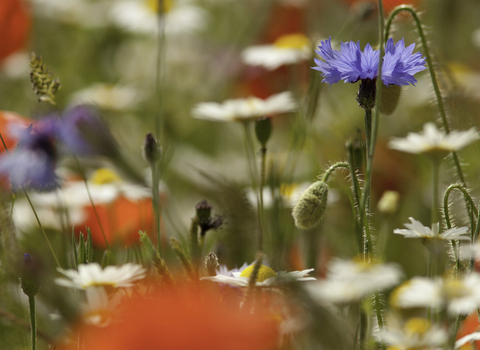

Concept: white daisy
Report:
left=389, top=122, right=480, bottom=155
left=242, top=33, right=312, bottom=70
left=305, top=258, right=403, bottom=304
left=391, top=274, right=480, bottom=316
left=379, top=317, right=447, bottom=350
left=69, top=83, right=148, bottom=112
left=81, top=287, right=123, bottom=327
left=192, top=91, right=296, bottom=123
left=110, top=0, right=207, bottom=36
left=394, top=217, right=470, bottom=241
left=201, top=263, right=315, bottom=287
left=55, top=263, right=146, bottom=289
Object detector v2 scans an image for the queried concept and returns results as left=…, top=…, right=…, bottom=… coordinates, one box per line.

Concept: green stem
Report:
left=431, top=159, right=441, bottom=226
left=346, top=146, right=363, bottom=253
left=28, top=295, right=36, bottom=350
left=321, top=162, right=349, bottom=183
left=443, top=184, right=479, bottom=230
left=242, top=122, right=264, bottom=251
left=151, top=165, right=162, bottom=253
left=259, top=146, right=267, bottom=251
left=155, top=1, right=167, bottom=141
left=385, top=5, right=466, bottom=186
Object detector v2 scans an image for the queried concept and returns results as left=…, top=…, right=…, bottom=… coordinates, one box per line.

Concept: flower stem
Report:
left=28, top=295, right=36, bottom=350
left=431, top=158, right=441, bottom=226
left=346, top=145, right=363, bottom=253
left=321, top=162, right=349, bottom=183
left=155, top=0, right=167, bottom=141
left=385, top=5, right=466, bottom=186
left=242, top=122, right=264, bottom=251
left=151, top=164, right=162, bottom=253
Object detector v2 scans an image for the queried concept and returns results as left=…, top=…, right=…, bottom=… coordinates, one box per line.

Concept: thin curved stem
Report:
left=443, top=184, right=478, bottom=230
left=385, top=5, right=465, bottom=186
left=321, top=162, right=349, bottom=183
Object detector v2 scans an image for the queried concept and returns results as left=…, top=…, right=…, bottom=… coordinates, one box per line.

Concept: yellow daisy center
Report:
left=147, top=0, right=173, bottom=14
left=273, top=33, right=310, bottom=49
left=444, top=279, right=471, bottom=299
left=404, top=318, right=430, bottom=337
left=280, top=183, right=298, bottom=199
left=240, top=264, right=277, bottom=282
left=90, top=168, right=121, bottom=185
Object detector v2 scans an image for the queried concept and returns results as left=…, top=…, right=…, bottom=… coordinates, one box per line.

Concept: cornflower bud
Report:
left=254, top=116, right=272, bottom=147
left=142, top=132, right=162, bottom=165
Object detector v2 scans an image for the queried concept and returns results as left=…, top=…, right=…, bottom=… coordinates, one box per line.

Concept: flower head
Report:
left=192, top=92, right=296, bottom=123
left=305, top=258, right=403, bottom=304
left=202, top=263, right=315, bottom=287
left=55, top=263, right=146, bottom=289
left=0, top=118, right=60, bottom=190
left=394, top=217, right=470, bottom=242
left=313, top=37, right=426, bottom=86
left=389, top=123, right=480, bottom=155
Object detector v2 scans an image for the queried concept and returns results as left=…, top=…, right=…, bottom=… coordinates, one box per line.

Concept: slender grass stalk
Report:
left=28, top=296, right=36, bottom=350
left=151, top=164, right=162, bottom=253
left=431, top=159, right=441, bottom=226
left=259, top=146, right=267, bottom=250
left=155, top=0, right=167, bottom=141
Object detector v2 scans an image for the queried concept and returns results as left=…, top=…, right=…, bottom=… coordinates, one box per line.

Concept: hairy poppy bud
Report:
left=292, top=181, right=329, bottom=230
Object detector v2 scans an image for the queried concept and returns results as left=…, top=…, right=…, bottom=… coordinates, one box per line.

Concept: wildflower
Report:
left=192, top=92, right=296, bottom=123
left=391, top=274, right=480, bottom=316
left=313, top=37, right=426, bottom=87
left=202, top=262, right=315, bottom=287
left=389, top=122, right=480, bottom=155
left=394, top=217, right=470, bottom=242
left=379, top=317, right=447, bottom=350
left=81, top=287, right=123, bottom=327
left=55, top=263, right=146, bottom=289
left=110, top=0, right=207, bottom=36
left=292, top=180, right=329, bottom=230
left=305, top=258, right=403, bottom=304
left=70, top=83, right=147, bottom=112
left=61, top=287, right=278, bottom=350
left=0, top=118, right=60, bottom=190
left=242, top=33, right=312, bottom=70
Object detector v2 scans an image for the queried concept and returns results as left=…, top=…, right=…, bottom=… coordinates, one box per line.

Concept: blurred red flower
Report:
left=60, top=287, right=279, bottom=350
left=0, top=0, right=30, bottom=62
left=0, top=111, right=31, bottom=151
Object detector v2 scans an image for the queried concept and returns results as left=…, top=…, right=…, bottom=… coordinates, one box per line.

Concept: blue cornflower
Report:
left=0, top=118, right=60, bottom=190
left=313, top=37, right=426, bottom=87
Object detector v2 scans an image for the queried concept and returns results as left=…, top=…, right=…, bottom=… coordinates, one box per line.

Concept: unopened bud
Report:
left=196, top=199, right=212, bottom=223
left=204, top=252, right=219, bottom=276
left=380, top=85, right=402, bottom=115
left=292, top=181, right=329, bottom=230
left=21, top=254, right=40, bottom=297
left=142, top=132, right=161, bottom=165
left=255, top=116, right=272, bottom=147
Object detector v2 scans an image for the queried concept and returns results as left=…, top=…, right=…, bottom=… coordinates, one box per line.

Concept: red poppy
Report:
left=0, top=0, right=30, bottom=62
left=0, top=111, right=31, bottom=152
left=60, top=287, right=279, bottom=350
left=457, top=313, right=480, bottom=350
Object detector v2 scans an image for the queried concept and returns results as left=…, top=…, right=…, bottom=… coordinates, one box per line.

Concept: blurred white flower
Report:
left=202, top=263, right=315, bottom=287
left=55, top=263, right=146, bottom=289
left=389, top=122, right=480, bottom=155
left=110, top=0, right=207, bottom=36
left=379, top=317, right=447, bottom=350
left=391, top=274, right=480, bottom=315
left=81, top=287, right=123, bottom=327
left=192, top=91, right=296, bottom=122
left=305, top=258, right=403, bottom=304
left=31, top=0, right=109, bottom=28
left=70, top=83, right=148, bottom=111
left=456, top=332, right=480, bottom=349
left=242, top=33, right=311, bottom=70
left=377, top=190, right=400, bottom=214
left=394, top=217, right=470, bottom=241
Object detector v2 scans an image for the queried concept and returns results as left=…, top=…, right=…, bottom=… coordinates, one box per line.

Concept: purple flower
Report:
left=0, top=118, right=60, bottom=190
left=313, top=37, right=426, bottom=86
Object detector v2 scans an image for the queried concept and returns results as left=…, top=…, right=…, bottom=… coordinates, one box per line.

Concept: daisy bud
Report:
left=142, top=132, right=161, bottom=165
left=380, top=85, right=402, bottom=115
left=254, top=116, right=272, bottom=147
left=204, top=252, right=219, bottom=276
left=21, top=254, right=40, bottom=297
left=292, top=181, right=329, bottom=230
left=356, top=78, right=376, bottom=110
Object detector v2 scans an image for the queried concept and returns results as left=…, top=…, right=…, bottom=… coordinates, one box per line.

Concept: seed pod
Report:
left=292, top=181, right=329, bottom=230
